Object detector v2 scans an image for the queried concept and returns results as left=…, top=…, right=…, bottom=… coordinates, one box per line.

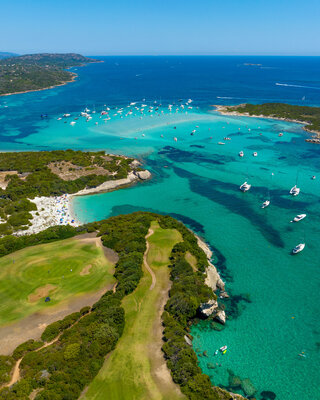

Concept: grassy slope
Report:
left=0, top=237, right=115, bottom=326
left=83, top=221, right=185, bottom=400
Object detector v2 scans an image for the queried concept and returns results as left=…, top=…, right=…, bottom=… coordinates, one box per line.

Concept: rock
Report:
left=229, top=374, right=242, bottom=389
left=200, top=299, right=218, bottom=317
left=207, top=362, right=216, bottom=369
left=203, top=350, right=208, bottom=357
left=216, top=278, right=225, bottom=291
left=210, top=321, right=225, bottom=331
left=135, top=170, right=151, bottom=180
left=215, top=310, right=226, bottom=324
left=219, top=291, right=230, bottom=298
left=241, top=378, right=257, bottom=397
left=261, top=391, right=276, bottom=400
left=184, top=335, right=192, bottom=346
left=130, top=159, right=141, bottom=168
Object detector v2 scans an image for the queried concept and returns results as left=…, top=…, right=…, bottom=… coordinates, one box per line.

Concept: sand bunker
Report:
left=80, top=264, right=92, bottom=276
left=28, top=284, right=57, bottom=303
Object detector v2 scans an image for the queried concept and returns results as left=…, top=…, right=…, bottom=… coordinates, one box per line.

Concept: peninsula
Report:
left=0, top=53, right=99, bottom=96
left=0, top=150, right=151, bottom=236
left=215, top=103, right=320, bottom=142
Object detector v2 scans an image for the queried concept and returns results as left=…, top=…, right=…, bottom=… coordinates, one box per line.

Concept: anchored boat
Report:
left=292, top=243, right=305, bottom=254
left=240, top=181, right=251, bottom=192
left=291, top=214, right=306, bottom=223
left=290, top=185, right=300, bottom=196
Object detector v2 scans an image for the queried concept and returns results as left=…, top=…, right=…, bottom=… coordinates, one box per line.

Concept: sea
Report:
left=1, top=56, right=320, bottom=399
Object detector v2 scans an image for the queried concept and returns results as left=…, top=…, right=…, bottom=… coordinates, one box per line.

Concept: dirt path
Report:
left=144, top=228, right=156, bottom=290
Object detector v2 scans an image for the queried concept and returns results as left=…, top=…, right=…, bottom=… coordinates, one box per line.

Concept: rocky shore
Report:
left=195, top=235, right=228, bottom=324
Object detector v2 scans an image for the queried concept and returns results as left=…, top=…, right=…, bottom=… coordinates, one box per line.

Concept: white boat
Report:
left=239, top=151, right=244, bottom=157
left=290, top=185, right=300, bottom=196
left=218, top=142, right=225, bottom=145
left=261, top=200, right=270, bottom=208
left=240, top=181, right=251, bottom=192
left=253, top=152, right=258, bottom=157
left=292, top=243, right=305, bottom=254
left=70, top=121, right=76, bottom=126
left=63, top=113, right=71, bottom=117
left=311, top=175, right=316, bottom=180
left=291, top=214, right=307, bottom=223
left=220, top=346, right=227, bottom=353
left=174, top=137, right=178, bottom=142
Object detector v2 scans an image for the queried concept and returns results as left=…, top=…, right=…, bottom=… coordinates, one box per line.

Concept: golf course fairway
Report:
left=0, top=236, right=116, bottom=326
left=83, top=221, right=185, bottom=400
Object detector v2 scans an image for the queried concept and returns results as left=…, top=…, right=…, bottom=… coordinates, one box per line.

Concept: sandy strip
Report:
left=144, top=228, right=156, bottom=290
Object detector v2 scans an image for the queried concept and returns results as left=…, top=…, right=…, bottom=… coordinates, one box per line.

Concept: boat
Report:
left=239, top=151, right=244, bottom=157
left=261, top=200, right=270, bottom=208
left=240, top=181, right=251, bottom=192
left=70, top=121, right=76, bottom=126
left=219, top=346, right=227, bottom=353
left=253, top=152, right=258, bottom=157
left=292, top=243, right=305, bottom=254
left=224, top=137, right=231, bottom=140
left=174, top=137, right=178, bottom=142
left=311, top=175, right=316, bottom=180
left=63, top=113, right=71, bottom=117
left=278, top=132, right=283, bottom=137
left=214, top=350, right=218, bottom=356
left=218, top=142, right=225, bottom=145
left=291, top=214, right=307, bottom=223
left=290, top=185, right=300, bottom=196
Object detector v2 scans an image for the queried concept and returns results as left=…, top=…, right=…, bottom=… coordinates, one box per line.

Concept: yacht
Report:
left=240, top=182, right=251, bottom=192
left=292, top=243, right=305, bottom=254
left=239, top=151, right=244, bottom=157
left=290, top=185, right=300, bottom=196
left=291, top=214, right=307, bottom=223
left=261, top=200, right=270, bottom=208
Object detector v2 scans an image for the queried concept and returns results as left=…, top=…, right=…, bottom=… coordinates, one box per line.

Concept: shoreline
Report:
left=214, top=104, right=320, bottom=140
left=15, top=169, right=151, bottom=236
left=0, top=60, right=103, bottom=98
left=0, top=73, right=78, bottom=98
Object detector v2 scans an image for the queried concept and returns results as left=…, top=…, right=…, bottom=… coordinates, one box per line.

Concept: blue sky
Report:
left=1, top=0, right=319, bottom=55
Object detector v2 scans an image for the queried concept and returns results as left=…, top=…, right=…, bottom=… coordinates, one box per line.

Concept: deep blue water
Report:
left=1, top=56, right=320, bottom=400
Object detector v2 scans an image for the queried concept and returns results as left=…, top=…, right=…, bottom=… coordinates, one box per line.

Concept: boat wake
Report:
left=275, top=83, right=320, bottom=90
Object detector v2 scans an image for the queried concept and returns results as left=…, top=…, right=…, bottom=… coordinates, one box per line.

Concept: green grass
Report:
left=0, top=237, right=115, bottom=326
left=83, top=221, right=185, bottom=400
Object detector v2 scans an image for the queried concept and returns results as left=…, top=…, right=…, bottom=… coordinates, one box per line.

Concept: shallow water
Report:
left=1, top=56, right=320, bottom=399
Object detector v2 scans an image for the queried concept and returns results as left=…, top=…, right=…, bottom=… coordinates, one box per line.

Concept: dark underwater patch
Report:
left=158, top=146, right=235, bottom=165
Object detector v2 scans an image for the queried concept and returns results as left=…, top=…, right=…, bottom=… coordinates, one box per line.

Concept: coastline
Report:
left=0, top=73, right=78, bottom=97
left=15, top=169, right=151, bottom=236
left=214, top=104, right=320, bottom=140
left=0, top=60, right=103, bottom=98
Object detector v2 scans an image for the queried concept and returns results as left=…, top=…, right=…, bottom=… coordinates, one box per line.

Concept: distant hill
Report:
left=0, top=53, right=100, bottom=96
left=0, top=52, right=19, bottom=59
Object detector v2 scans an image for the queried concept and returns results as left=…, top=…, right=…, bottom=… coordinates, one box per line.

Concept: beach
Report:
left=15, top=170, right=151, bottom=236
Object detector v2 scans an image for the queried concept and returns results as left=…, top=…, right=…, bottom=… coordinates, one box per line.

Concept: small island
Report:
left=0, top=53, right=99, bottom=96
left=215, top=103, right=320, bottom=143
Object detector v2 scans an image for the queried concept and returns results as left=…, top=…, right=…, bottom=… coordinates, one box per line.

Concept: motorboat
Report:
left=218, top=142, right=225, bottom=145
left=292, top=243, right=305, bottom=254
left=278, top=132, right=283, bottom=137
left=311, top=176, right=316, bottom=180
left=70, top=121, right=76, bottom=126
left=63, top=113, right=71, bottom=117
left=239, top=151, right=244, bottom=157
left=240, top=181, right=251, bottom=192
left=253, top=152, right=258, bottom=157
left=224, top=137, right=231, bottom=140
left=290, top=185, right=300, bottom=196
left=261, top=200, right=270, bottom=208
left=291, top=214, right=306, bottom=223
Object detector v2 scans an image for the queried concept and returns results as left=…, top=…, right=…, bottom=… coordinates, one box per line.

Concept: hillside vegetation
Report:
left=0, top=150, right=134, bottom=235
left=0, top=53, right=98, bottom=95
left=0, top=212, right=235, bottom=400
left=225, top=102, right=320, bottom=133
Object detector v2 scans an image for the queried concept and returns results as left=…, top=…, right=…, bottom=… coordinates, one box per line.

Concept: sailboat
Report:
left=290, top=185, right=300, bottom=196
left=240, top=181, right=251, bottom=192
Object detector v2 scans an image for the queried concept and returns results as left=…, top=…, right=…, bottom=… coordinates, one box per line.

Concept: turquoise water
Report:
left=1, top=57, right=320, bottom=399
